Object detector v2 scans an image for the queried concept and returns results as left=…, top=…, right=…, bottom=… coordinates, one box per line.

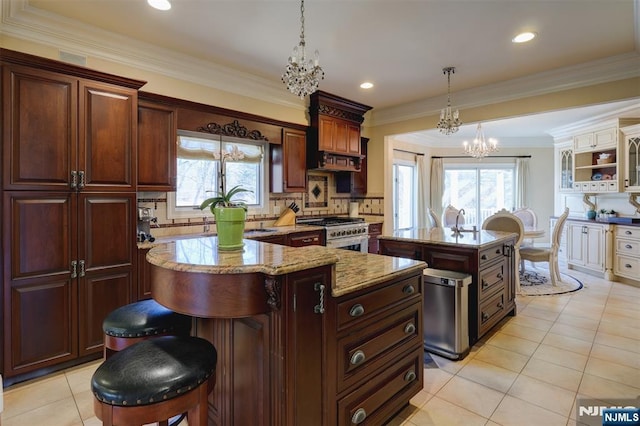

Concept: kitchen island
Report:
left=146, top=237, right=427, bottom=426
left=378, top=228, right=517, bottom=345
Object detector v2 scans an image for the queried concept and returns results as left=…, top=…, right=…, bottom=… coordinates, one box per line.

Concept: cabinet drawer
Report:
left=287, top=230, right=323, bottom=247
left=479, top=244, right=504, bottom=267
left=336, top=275, right=421, bottom=329
left=337, top=304, right=421, bottom=393
left=614, top=255, right=640, bottom=277
left=338, top=348, right=422, bottom=426
left=479, top=289, right=506, bottom=336
left=479, top=261, right=505, bottom=300
left=616, top=238, right=640, bottom=256
left=615, top=226, right=640, bottom=239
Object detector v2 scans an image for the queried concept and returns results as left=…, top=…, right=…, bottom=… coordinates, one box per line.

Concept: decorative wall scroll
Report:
left=264, top=277, right=281, bottom=310
left=197, top=119, right=269, bottom=141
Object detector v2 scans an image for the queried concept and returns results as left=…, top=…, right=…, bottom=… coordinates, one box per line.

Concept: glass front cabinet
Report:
left=623, top=124, right=640, bottom=192
left=559, top=147, right=573, bottom=192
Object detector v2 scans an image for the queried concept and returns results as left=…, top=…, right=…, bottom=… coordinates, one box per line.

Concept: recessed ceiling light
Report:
left=512, top=32, right=536, bottom=43
left=148, top=0, right=171, bottom=11
left=360, top=82, right=374, bottom=89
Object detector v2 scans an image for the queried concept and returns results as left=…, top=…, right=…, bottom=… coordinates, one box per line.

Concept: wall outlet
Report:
left=273, top=206, right=281, bottom=215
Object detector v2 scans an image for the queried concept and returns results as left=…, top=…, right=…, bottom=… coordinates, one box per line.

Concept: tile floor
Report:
left=1, top=266, right=638, bottom=426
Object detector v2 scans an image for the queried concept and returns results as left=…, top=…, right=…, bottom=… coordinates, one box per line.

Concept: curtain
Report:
left=416, top=155, right=429, bottom=228
left=430, top=158, right=444, bottom=219
left=515, top=158, right=530, bottom=208
left=177, top=135, right=263, bottom=163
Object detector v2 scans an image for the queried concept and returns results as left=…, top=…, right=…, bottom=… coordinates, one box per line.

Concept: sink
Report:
left=245, top=228, right=277, bottom=234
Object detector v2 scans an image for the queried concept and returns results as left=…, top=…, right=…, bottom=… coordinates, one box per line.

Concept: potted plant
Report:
left=200, top=185, right=252, bottom=251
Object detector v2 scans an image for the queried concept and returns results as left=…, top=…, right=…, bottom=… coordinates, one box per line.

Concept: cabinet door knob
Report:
left=497, top=302, right=504, bottom=309
left=349, top=304, right=365, bottom=317
left=481, top=254, right=488, bottom=260
left=350, top=350, right=366, bottom=366
left=626, top=244, right=633, bottom=249
left=497, top=272, right=503, bottom=279
left=404, top=323, right=416, bottom=334
left=351, top=408, right=367, bottom=424
left=404, top=370, right=417, bottom=382
left=625, top=264, right=632, bottom=268
left=402, top=285, right=415, bottom=295
left=626, top=230, right=632, bottom=235
left=481, top=280, right=488, bottom=289
left=482, top=312, right=489, bottom=321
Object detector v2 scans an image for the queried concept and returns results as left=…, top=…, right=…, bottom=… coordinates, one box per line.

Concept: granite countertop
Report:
left=146, top=236, right=426, bottom=297
left=138, top=224, right=324, bottom=249
left=379, top=227, right=516, bottom=248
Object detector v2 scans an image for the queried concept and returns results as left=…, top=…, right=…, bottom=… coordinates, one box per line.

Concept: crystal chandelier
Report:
left=436, top=67, right=462, bottom=135
left=463, top=123, right=499, bottom=159
left=282, top=0, right=325, bottom=98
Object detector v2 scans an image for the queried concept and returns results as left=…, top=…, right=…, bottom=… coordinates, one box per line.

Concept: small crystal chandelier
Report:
left=436, top=67, right=462, bottom=135
left=282, top=0, right=325, bottom=98
left=463, top=123, right=499, bottom=159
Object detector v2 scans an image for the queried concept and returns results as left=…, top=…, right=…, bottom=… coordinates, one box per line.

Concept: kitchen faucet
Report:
left=452, top=209, right=477, bottom=235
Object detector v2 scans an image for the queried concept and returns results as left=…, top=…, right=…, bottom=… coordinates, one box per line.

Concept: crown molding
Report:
left=372, top=52, right=640, bottom=127
left=1, top=0, right=306, bottom=112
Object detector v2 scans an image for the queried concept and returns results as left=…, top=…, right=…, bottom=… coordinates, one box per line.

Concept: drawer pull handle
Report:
left=403, top=285, right=415, bottom=295
left=495, top=248, right=501, bottom=254
left=481, top=280, right=488, bottom=289
left=350, top=350, right=366, bottom=366
left=404, top=323, right=416, bottom=334
left=497, top=302, right=504, bottom=309
left=481, top=254, right=488, bottom=260
left=313, top=283, right=325, bottom=314
left=404, top=370, right=417, bottom=382
left=351, top=408, right=367, bottom=424
left=625, top=264, right=632, bottom=268
left=626, top=244, right=633, bottom=249
left=626, top=230, right=632, bottom=235
left=482, top=312, right=489, bottom=321
left=349, top=304, right=365, bottom=317
left=496, top=272, right=503, bottom=279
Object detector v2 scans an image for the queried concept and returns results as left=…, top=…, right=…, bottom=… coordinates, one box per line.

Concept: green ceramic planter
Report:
left=213, top=207, right=246, bottom=251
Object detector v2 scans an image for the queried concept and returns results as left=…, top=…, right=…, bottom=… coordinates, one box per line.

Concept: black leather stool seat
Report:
left=103, top=299, right=191, bottom=338
left=92, top=335, right=217, bottom=407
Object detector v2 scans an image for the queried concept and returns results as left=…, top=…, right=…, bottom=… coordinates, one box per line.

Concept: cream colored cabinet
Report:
left=573, top=127, right=617, bottom=153
left=566, top=221, right=606, bottom=273
left=613, top=225, right=640, bottom=282
left=558, top=147, right=573, bottom=192
left=621, top=124, right=640, bottom=192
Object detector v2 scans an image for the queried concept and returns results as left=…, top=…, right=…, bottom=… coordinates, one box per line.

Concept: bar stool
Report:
left=103, top=299, right=192, bottom=359
left=92, top=335, right=217, bottom=426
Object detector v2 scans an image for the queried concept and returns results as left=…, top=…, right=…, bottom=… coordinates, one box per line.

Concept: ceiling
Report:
left=6, top=0, right=640, bottom=144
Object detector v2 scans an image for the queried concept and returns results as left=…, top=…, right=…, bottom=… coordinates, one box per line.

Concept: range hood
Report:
left=308, top=91, right=372, bottom=172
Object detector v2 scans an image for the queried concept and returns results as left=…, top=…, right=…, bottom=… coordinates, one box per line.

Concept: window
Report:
left=393, top=161, right=417, bottom=230
left=443, top=164, right=515, bottom=228
left=168, top=131, right=268, bottom=219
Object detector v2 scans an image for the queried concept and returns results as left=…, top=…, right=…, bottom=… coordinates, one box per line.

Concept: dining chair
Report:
left=482, top=208, right=525, bottom=293
left=520, top=207, right=570, bottom=286
left=442, top=205, right=463, bottom=228
left=513, top=207, right=538, bottom=245
left=427, top=208, right=443, bottom=228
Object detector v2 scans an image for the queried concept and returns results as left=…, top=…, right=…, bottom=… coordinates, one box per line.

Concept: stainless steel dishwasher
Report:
left=423, top=268, right=472, bottom=360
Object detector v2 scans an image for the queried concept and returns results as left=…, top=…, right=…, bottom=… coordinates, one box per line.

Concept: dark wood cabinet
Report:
left=308, top=91, right=372, bottom=172
left=137, top=99, right=177, bottom=191
left=379, top=237, right=516, bottom=345
left=3, top=192, right=135, bottom=377
left=194, top=265, right=330, bottom=425
left=2, top=64, right=138, bottom=192
left=1, top=50, right=144, bottom=382
left=324, top=270, right=423, bottom=425
left=336, top=137, right=368, bottom=195
left=287, top=229, right=325, bottom=247
left=367, top=222, right=383, bottom=253
left=271, top=128, right=307, bottom=193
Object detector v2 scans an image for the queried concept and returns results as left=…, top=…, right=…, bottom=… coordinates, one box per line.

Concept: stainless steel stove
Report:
left=297, top=216, right=369, bottom=252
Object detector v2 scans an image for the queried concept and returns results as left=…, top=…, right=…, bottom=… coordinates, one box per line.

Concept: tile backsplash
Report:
left=138, top=173, right=383, bottom=238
